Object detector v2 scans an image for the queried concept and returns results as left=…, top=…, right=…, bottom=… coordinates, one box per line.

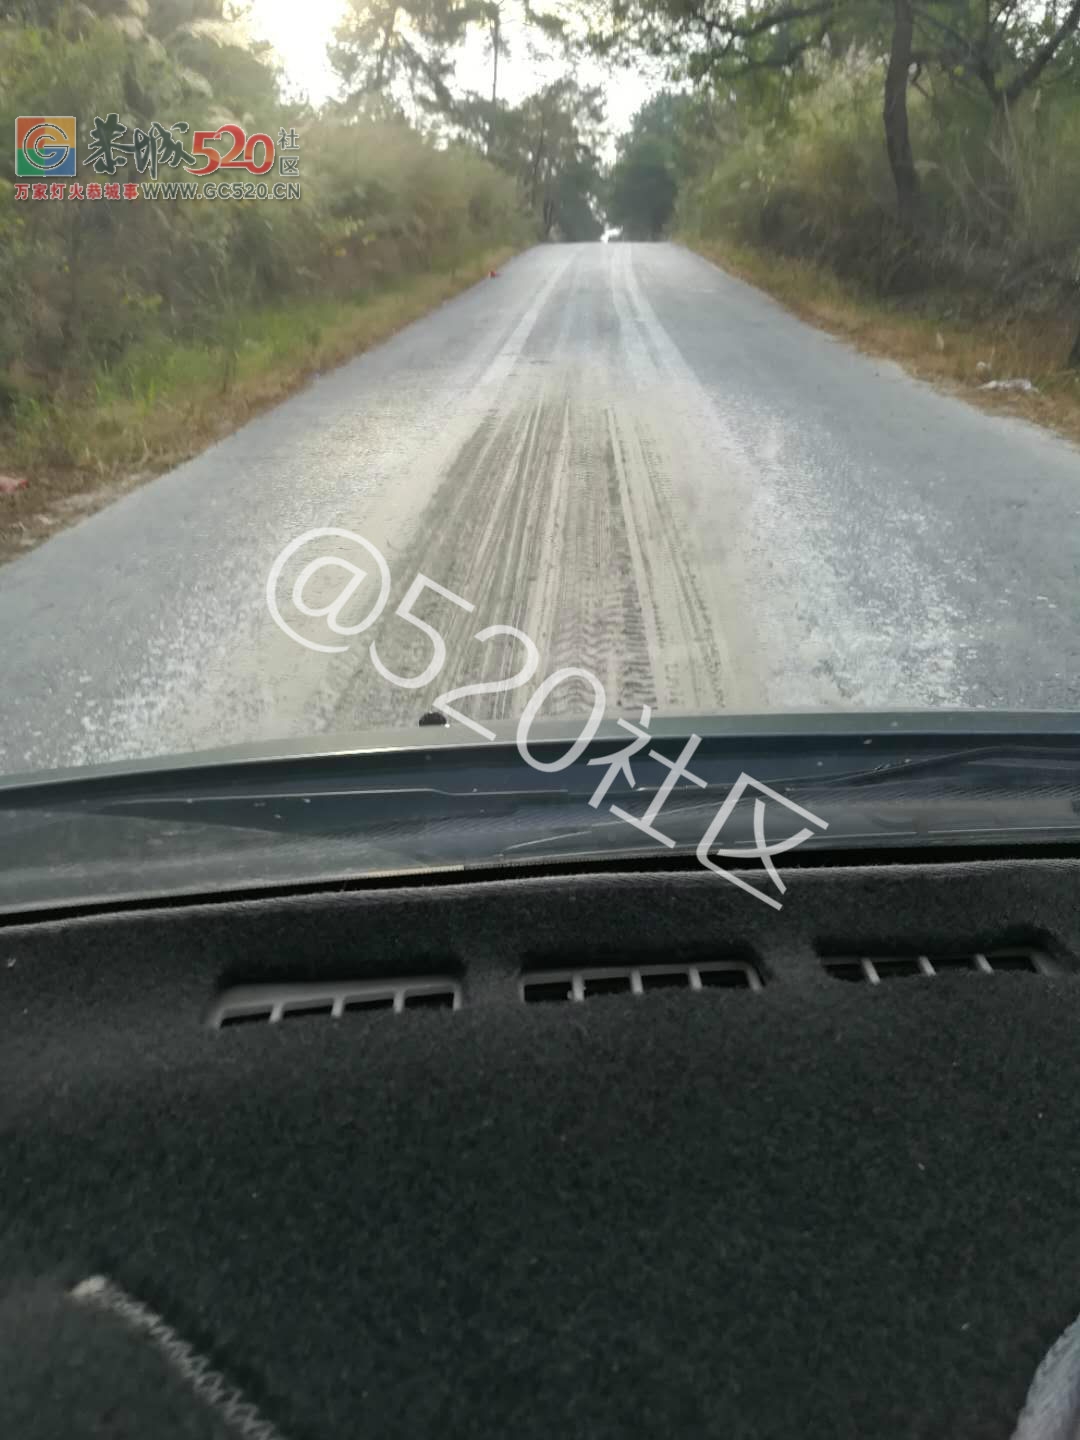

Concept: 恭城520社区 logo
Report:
left=14, top=115, right=298, bottom=193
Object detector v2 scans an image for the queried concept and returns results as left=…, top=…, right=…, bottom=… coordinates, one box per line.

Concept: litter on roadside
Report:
left=980, top=378, right=1038, bottom=393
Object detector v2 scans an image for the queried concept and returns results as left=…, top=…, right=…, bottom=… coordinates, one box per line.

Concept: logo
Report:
left=16, top=116, right=76, bottom=177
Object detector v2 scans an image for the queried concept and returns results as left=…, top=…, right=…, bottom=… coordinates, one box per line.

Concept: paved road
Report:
left=2, top=242, right=1079, bottom=776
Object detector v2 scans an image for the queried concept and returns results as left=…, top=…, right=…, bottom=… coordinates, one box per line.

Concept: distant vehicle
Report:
left=602, top=227, right=623, bottom=243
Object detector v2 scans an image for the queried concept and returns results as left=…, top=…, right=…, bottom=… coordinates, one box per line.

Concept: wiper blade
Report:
left=4, top=711, right=1080, bottom=914
left=813, top=743, right=1080, bottom=787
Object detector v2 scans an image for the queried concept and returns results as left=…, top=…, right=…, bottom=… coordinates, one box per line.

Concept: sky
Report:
left=244, top=0, right=660, bottom=155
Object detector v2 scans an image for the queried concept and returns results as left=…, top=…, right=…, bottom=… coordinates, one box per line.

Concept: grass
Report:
left=684, top=234, right=1080, bottom=446
left=0, top=244, right=517, bottom=564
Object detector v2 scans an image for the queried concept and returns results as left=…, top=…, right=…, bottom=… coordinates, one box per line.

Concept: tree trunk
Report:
left=1068, top=319, right=1080, bottom=369
left=527, top=123, right=546, bottom=212
left=884, top=0, right=921, bottom=231
left=488, top=8, right=500, bottom=155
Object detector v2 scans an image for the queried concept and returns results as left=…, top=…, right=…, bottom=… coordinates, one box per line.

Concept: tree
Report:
left=555, top=156, right=605, bottom=238
left=607, top=134, right=677, bottom=237
left=885, top=0, right=920, bottom=229
left=471, top=0, right=563, bottom=152
left=491, top=78, right=605, bottom=237
left=591, top=0, right=1080, bottom=233
left=330, top=0, right=474, bottom=119
left=485, top=0, right=503, bottom=151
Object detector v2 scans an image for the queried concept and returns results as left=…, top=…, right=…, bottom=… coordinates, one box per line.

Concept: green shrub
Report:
left=0, top=15, right=528, bottom=417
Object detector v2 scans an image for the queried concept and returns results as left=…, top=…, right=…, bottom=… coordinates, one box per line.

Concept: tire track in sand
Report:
left=329, top=245, right=743, bottom=732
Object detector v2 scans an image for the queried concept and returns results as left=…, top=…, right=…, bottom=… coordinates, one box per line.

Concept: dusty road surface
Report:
left=2, top=242, right=1080, bottom=775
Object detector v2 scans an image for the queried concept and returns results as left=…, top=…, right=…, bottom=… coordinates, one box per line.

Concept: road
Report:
left=2, top=241, right=1080, bottom=776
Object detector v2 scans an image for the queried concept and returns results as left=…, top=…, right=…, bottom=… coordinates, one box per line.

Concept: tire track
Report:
left=330, top=248, right=673, bottom=729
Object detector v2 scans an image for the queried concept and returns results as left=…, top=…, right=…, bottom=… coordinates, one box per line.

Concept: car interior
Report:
left=3, top=844, right=1077, bottom=1438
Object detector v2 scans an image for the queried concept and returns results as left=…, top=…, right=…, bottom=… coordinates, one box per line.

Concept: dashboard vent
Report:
left=521, top=960, right=762, bottom=1004
left=822, top=948, right=1052, bottom=984
left=208, top=978, right=461, bottom=1029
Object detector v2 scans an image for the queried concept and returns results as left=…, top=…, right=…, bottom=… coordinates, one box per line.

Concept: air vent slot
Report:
left=209, top=978, right=461, bottom=1029
left=521, top=960, right=762, bottom=1004
left=821, top=947, right=1052, bottom=984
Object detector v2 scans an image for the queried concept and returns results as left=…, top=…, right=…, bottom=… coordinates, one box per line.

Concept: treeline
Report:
left=600, top=1, right=1080, bottom=366
left=0, top=2, right=533, bottom=433
left=0, top=0, right=615, bottom=470
left=9, top=0, right=1076, bottom=471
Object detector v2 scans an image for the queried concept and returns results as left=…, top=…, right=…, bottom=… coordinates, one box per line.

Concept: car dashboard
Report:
left=2, top=849, right=1079, bottom=1439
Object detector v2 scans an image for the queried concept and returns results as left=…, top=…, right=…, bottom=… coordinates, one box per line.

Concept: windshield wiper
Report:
left=3, top=712, right=1080, bottom=914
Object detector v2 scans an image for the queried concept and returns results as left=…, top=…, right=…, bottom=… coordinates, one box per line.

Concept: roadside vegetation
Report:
left=0, top=0, right=604, bottom=555
left=597, top=4, right=1080, bottom=440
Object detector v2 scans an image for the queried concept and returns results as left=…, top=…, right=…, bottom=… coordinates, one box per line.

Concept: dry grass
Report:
left=686, top=236, right=1080, bottom=446
left=0, top=246, right=517, bottom=566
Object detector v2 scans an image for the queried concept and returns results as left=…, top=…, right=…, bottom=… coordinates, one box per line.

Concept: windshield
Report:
left=2, top=1, right=1079, bottom=858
